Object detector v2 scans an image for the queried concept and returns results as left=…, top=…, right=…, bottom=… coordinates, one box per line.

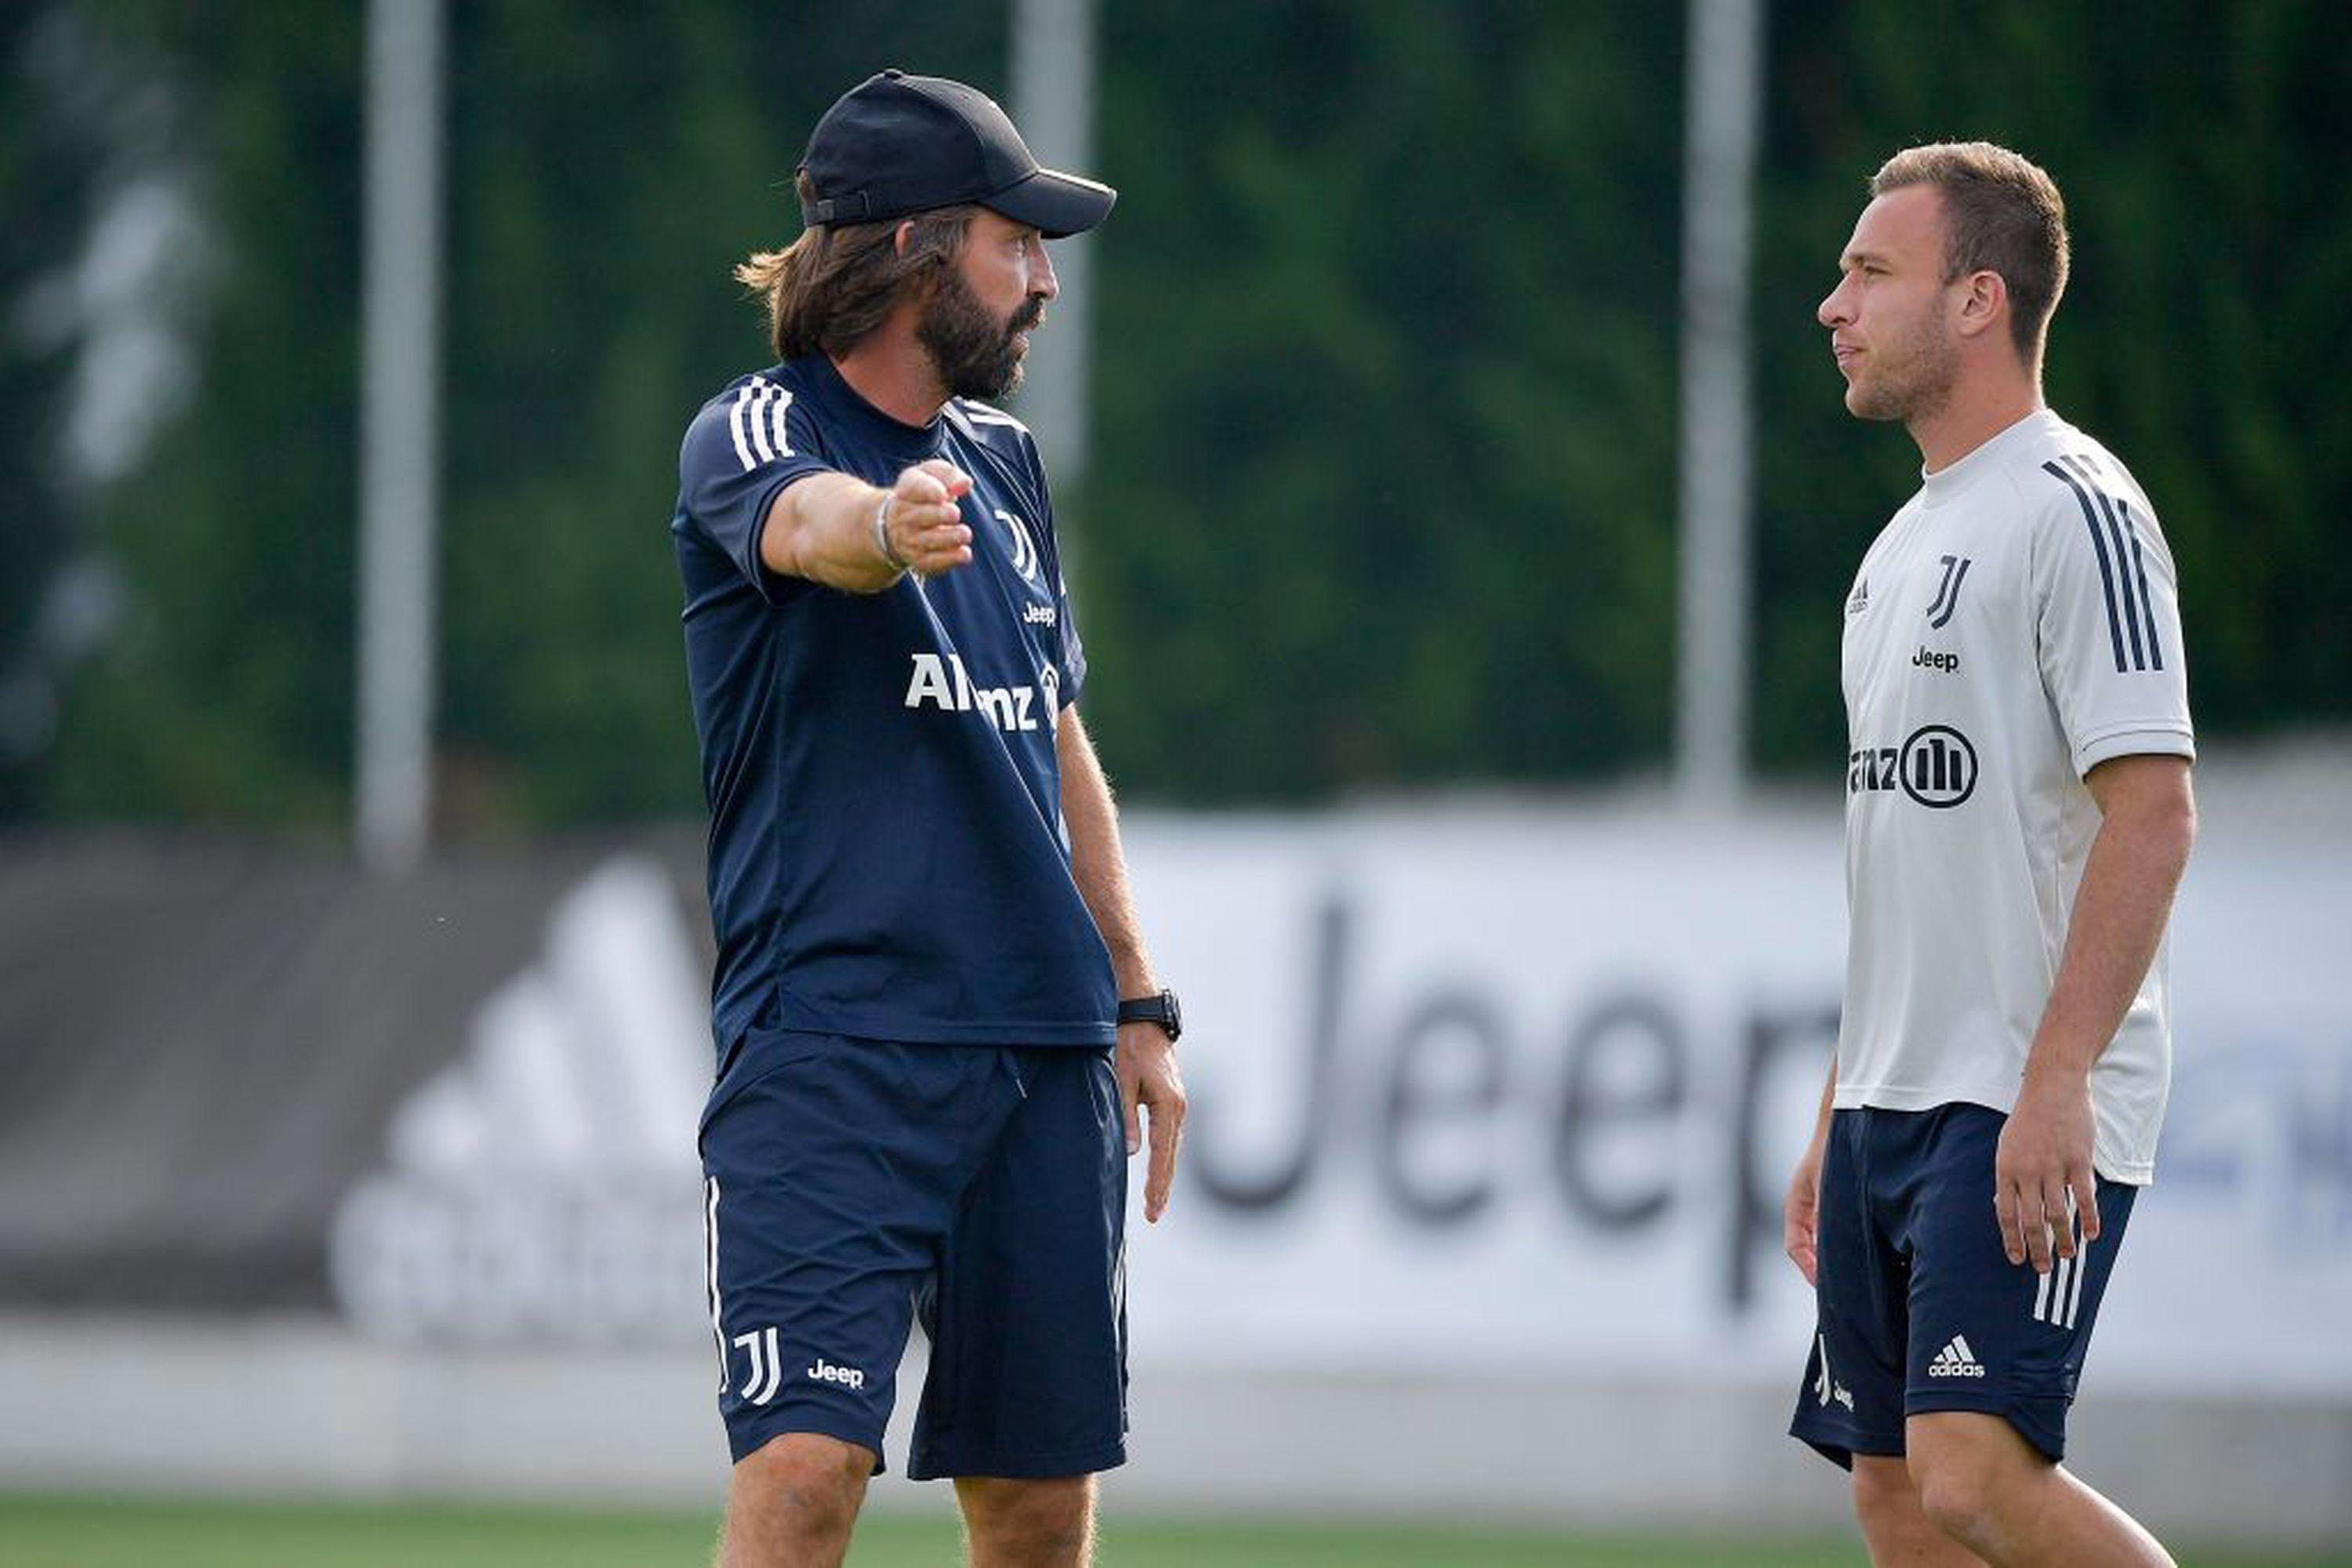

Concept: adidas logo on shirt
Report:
left=1927, top=1334, right=1987, bottom=1378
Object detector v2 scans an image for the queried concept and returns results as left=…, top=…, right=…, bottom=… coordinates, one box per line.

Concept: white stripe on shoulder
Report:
left=728, top=383, right=758, bottom=470
left=956, top=399, right=1029, bottom=432
left=766, top=386, right=793, bottom=460
left=745, top=377, right=778, bottom=464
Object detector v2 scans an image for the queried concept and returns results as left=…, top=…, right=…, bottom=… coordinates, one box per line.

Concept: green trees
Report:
left=1748, top=0, right=2352, bottom=776
left=17, top=2, right=1004, bottom=831
left=1077, top=4, right=1682, bottom=800
left=5, top=2, right=2344, bottom=829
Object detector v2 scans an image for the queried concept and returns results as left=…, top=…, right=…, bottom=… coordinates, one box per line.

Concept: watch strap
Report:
left=1116, top=988, right=1181, bottom=1041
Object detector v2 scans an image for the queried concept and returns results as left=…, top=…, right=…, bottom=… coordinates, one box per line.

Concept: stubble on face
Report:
left=1847, top=294, right=1960, bottom=426
left=916, top=267, right=1044, bottom=401
left=1834, top=187, right=1963, bottom=428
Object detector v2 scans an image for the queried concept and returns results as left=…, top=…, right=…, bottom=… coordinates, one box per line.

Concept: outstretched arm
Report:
left=762, top=459, right=975, bottom=592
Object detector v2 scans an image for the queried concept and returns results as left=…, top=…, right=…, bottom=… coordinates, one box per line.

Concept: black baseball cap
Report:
left=797, top=68, right=1116, bottom=240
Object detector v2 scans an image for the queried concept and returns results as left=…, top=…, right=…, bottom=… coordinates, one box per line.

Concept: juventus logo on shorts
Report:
left=705, top=1178, right=785, bottom=1405
left=732, top=1325, right=786, bottom=1406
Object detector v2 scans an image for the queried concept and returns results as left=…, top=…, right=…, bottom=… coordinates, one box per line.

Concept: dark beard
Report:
left=916, top=270, right=1042, bottom=401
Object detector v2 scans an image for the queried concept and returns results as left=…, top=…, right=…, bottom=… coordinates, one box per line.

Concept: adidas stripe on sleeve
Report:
left=680, top=372, right=833, bottom=605
left=725, top=375, right=800, bottom=472
left=2031, top=452, right=2194, bottom=776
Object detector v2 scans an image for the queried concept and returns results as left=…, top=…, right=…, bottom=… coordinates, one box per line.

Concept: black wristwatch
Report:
left=1116, top=988, right=1181, bottom=1043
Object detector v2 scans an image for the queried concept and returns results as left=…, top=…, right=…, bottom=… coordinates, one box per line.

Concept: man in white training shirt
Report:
left=1784, top=143, right=2196, bottom=1568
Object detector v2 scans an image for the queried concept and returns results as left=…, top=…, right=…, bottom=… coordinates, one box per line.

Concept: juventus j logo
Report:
left=996, top=508, right=1040, bottom=584
left=1926, top=554, right=1972, bottom=629
left=732, top=1326, right=785, bottom=1406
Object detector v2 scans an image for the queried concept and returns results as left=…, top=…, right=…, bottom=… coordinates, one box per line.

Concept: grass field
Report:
left=3, top=1496, right=2347, bottom=1568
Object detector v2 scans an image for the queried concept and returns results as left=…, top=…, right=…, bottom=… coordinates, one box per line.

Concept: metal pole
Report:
left=1010, top=0, right=1099, bottom=487
left=1675, top=0, right=1763, bottom=813
left=357, top=0, right=445, bottom=873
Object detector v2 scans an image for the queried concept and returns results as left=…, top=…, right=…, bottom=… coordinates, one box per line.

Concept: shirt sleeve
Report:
left=1054, top=562, right=1089, bottom=709
left=1026, top=444, right=1087, bottom=707
left=2032, top=457, right=2196, bottom=775
left=677, top=375, right=834, bottom=605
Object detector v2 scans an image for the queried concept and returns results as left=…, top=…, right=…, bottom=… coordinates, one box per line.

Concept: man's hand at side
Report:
left=1784, top=1138, right=1827, bottom=1287
left=1995, top=1067, right=2099, bottom=1272
left=1058, top=708, right=1187, bottom=1221
left=1999, top=753, right=2194, bottom=1270
left=1786, top=1053, right=1836, bottom=1286
left=1118, top=1018, right=1186, bottom=1224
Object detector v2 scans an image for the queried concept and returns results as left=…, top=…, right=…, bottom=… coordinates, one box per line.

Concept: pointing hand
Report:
left=877, top=459, right=975, bottom=578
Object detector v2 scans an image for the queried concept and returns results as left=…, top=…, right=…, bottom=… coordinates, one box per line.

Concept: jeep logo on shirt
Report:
left=1847, top=724, right=1978, bottom=808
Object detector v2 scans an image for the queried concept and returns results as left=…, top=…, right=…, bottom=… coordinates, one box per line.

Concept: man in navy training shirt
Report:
left=671, top=68, right=1186, bottom=1568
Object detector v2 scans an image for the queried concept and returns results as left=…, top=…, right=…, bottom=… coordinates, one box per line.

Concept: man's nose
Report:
left=1818, top=278, right=1849, bottom=327
left=1033, top=241, right=1060, bottom=301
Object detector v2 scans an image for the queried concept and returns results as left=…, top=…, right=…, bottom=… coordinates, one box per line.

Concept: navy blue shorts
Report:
left=1790, top=1103, right=2137, bottom=1467
left=699, top=1029, right=1128, bottom=1479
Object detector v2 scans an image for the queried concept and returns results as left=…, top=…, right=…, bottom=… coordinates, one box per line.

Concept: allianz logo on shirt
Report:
left=1846, top=722, right=1978, bottom=809
left=904, top=652, right=1061, bottom=733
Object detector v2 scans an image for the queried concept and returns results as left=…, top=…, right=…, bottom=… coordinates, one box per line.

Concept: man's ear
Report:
left=891, top=220, right=915, bottom=259
left=1955, top=269, right=2008, bottom=342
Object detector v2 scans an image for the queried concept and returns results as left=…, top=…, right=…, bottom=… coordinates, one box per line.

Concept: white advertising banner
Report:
left=1118, top=808, right=2352, bottom=1396
left=326, top=807, right=2352, bottom=1399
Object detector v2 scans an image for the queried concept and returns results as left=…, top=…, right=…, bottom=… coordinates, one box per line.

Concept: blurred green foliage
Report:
left=0, top=5, right=103, bottom=821
left=1749, top=0, right=2352, bottom=776
left=2, top=1, right=2345, bottom=831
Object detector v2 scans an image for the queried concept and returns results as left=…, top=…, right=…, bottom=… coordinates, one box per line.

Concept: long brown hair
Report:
left=735, top=172, right=975, bottom=359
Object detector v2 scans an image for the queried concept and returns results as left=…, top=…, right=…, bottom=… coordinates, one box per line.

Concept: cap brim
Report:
left=983, top=168, right=1117, bottom=239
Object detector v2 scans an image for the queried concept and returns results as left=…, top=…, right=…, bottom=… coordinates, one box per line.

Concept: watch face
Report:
left=1120, top=989, right=1180, bottom=1040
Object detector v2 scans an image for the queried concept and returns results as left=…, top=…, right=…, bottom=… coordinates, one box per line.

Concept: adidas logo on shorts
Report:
left=1927, top=1334, right=1987, bottom=1379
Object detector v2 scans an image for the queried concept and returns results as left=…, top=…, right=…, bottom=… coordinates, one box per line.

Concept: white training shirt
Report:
left=1835, top=408, right=2194, bottom=1183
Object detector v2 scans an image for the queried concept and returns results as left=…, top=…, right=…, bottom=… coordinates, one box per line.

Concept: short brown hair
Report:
left=735, top=173, right=975, bottom=359
left=1871, top=142, right=2069, bottom=365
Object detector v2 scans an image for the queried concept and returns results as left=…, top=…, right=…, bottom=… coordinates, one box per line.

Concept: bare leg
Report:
left=1853, top=1454, right=1987, bottom=1566
left=716, top=1432, right=874, bottom=1568
left=953, top=1474, right=1097, bottom=1568
left=1907, top=1411, right=2175, bottom=1568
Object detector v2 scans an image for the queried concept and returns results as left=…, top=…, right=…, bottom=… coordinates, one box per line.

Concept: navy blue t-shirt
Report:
left=670, top=354, right=1113, bottom=1052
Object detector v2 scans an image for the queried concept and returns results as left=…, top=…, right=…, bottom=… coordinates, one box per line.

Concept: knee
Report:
left=1906, top=1432, right=2009, bottom=1547
left=735, top=1432, right=870, bottom=1530
left=1850, top=1455, right=1922, bottom=1539
left=961, top=1475, right=1095, bottom=1560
